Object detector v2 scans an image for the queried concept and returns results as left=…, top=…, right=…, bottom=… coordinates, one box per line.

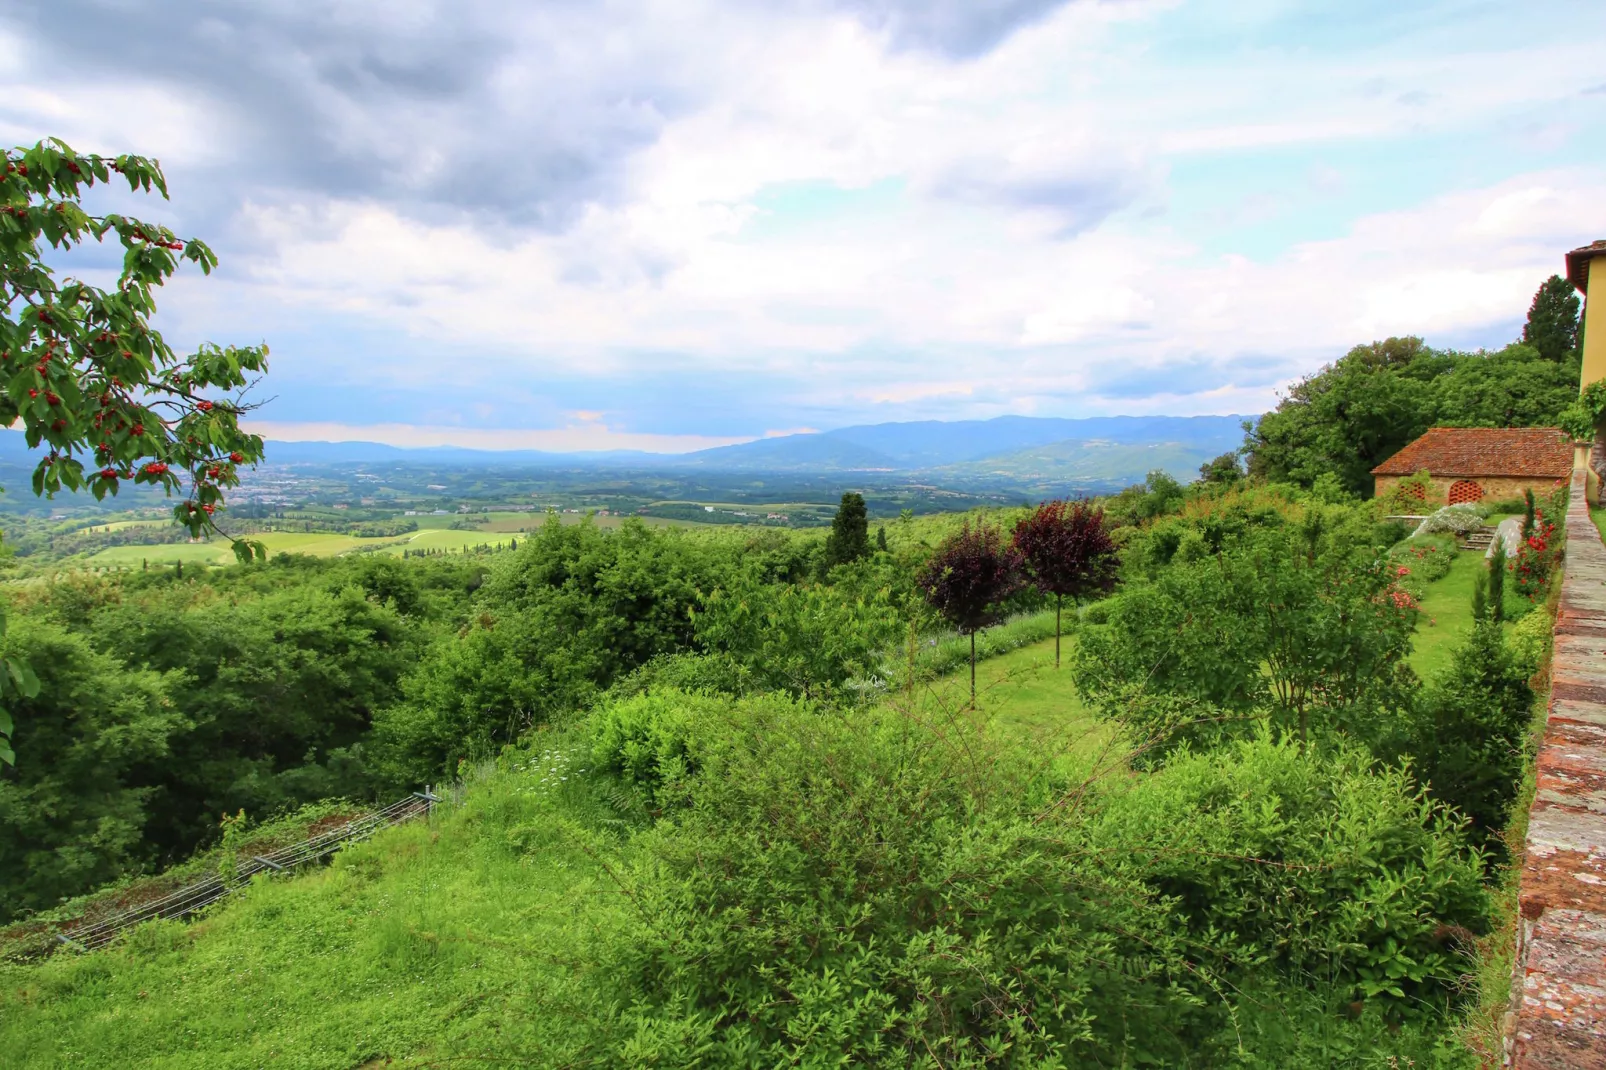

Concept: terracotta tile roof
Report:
left=1370, top=427, right=1573, bottom=478
left=1566, top=239, right=1606, bottom=294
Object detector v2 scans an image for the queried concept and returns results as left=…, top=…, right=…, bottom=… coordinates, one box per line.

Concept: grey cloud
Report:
left=5, top=0, right=1098, bottom=247
left=5, top=1, right=692, bottom=231
left=831, top=0, right=1075, bottom=59
left=931, top=159, right=1146, bottom=236
left=1082, top=352, right=1294, bottom=401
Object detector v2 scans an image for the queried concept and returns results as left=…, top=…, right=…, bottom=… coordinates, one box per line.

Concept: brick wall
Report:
left=1506, top=468, right=1606, bottom=1067
left=1374, top=475, right=1563, bottom=506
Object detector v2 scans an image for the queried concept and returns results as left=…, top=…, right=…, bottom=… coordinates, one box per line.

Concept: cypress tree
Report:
left=1522, top=274, right=1582, bottom=362
left=1488, top=541, right=1507, bottom=625
left=876, top=526, right=888, bottom=552
left=824, top=492, right=870, bottom=569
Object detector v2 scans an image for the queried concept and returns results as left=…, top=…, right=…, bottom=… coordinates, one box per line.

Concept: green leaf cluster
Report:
left=1246, top=336, right=1580, bottom=497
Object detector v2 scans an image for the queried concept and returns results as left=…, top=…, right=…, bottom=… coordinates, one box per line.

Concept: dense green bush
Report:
left=1075, top=520, right=1417, bottom=754
left=0, top=619, right=178, bottom=921
left=1398, top=622, right=1534, bottom=855
left=591, top=693, right=1489, bottom=1065
left=588, top=688, right=724, bottom=808
left=1094, top=735, right=1490, bottom=1014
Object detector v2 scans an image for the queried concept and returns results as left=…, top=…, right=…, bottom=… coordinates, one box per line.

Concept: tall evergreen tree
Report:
left=823, top=491, right=870, bottom=569
left=1522, top=275, right=1582, bottom=362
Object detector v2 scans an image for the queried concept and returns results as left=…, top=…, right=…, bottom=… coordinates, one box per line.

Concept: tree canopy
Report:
left=1522, top=274, right=1582, bottom=362
left=823, top=491, right=870, bottom=569
left=1245, top=336, right=1577, bottom=496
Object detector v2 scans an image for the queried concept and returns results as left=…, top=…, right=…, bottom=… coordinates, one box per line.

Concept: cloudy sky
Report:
left=4, top=0, right=1605, bottom=452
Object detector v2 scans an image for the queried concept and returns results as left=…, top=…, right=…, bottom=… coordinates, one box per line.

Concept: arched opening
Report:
left=1447, top=479, right=1484, bottom=505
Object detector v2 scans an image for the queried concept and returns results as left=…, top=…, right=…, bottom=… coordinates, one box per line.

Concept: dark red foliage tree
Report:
left=1012, top=500, right=1119, bottom=667
left=917, top=520, right=1023, bottom=706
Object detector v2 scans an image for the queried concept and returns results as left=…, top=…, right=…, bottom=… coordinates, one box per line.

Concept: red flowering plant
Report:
left=1511, top=509, right=1560, bottom=602
left=1384, top=538, right=1452, bottom=601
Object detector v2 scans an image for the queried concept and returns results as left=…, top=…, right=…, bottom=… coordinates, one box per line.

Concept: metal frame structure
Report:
left=51, top=790, right=438, bottom=953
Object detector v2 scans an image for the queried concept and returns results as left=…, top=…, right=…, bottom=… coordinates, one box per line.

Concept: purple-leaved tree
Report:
left=1012, top=500, right=1120, bottom=668
left=917, top=520, right=1023, bottom=707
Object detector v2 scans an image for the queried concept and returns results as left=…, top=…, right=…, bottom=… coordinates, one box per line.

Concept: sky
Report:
left=3, top=0, right=1605, bottom=453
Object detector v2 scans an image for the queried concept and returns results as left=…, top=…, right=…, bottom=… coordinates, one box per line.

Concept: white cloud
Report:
left=6, top=0, right=1606, bottom=443
left=242, top=420, right=750, bottom=453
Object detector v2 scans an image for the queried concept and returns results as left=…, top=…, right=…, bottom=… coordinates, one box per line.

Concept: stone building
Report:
left=1370, top=426, right=1572, bottom=505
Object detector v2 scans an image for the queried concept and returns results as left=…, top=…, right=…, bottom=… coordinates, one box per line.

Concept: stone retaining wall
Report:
left=1507, top=468, right=1606, bottom=1067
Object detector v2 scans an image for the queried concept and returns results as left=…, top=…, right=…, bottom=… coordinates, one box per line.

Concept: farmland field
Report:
left=78, top=511, right=719, bottom=568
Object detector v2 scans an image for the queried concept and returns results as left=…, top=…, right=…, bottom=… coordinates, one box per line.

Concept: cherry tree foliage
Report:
left=0, top=137, right=270, bottom=762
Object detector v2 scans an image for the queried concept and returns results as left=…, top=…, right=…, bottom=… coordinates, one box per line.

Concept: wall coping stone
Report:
left=1508, top=468, right=1606, bottom=1066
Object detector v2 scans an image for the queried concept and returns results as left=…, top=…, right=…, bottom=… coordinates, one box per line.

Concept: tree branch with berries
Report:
left=0, top=137, right=271, bottom=763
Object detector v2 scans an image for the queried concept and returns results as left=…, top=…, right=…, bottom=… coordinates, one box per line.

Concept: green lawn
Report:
left=1407, top=541, right=1530, bottom=681
left=901, top=634, right=1111, bottom=764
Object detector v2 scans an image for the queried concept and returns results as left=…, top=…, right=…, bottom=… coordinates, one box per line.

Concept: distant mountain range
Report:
left=674, top=415, right=1250, bottom=474
left=0, top=414, right=1255, bottom=490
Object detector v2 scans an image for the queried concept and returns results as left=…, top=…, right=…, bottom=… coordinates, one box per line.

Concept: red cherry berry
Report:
left=229, top=451, right=244, bottom=463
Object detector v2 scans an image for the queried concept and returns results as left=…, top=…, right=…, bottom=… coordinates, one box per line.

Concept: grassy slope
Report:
left=0, top=640, right=1102, bottom=1067
left=0, top=765, right=623, bottom=1068
left=0, top=542, right=1488, bottom=1065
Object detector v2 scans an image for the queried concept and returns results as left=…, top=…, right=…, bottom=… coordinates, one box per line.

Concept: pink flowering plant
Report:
left=1385, top=535, right=1454, bottom=600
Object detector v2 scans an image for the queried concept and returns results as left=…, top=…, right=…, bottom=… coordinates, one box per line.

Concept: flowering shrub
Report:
left=1511, top=511, right=1560, bottom=602
left=1386, top=536, right=1454, bottom=599
left=1411, top=505, right=1485, bottom=538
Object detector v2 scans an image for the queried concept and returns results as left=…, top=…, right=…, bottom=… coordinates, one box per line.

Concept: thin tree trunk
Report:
left=970, top=631, right=976, bottom=708
left=1055, top=594, right=1062, bottom=668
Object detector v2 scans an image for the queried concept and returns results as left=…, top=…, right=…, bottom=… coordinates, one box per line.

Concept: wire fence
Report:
left=52, top=789, right=438, bottom=953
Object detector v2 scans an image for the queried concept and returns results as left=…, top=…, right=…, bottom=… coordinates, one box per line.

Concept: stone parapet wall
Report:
left=1507, top=468, right=1606, bottom=1067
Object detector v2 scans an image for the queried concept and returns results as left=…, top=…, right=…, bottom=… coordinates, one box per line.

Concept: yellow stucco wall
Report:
left=1584, top=256, right=1606, bottom=389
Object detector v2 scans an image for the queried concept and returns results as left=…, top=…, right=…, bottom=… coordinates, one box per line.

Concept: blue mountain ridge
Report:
left=0, top=414, right=1254, bottom=478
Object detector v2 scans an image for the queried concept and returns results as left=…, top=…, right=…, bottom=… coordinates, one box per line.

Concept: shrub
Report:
left=596, top=700, right=1490, bottom=1065
left=1411, top=505, right=1485, bottom=538
left=1387, top=534, right=1455, bottom=599
left=1400, top=622, right=1534, bottom=856
left=1075, top=525, right=1417, bottom=752
left=1093, top=734, right=1490, bottom=1016
left=1507, top=604, right=1553, bottom=681
left=588, top=689, right=728, bottom=807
